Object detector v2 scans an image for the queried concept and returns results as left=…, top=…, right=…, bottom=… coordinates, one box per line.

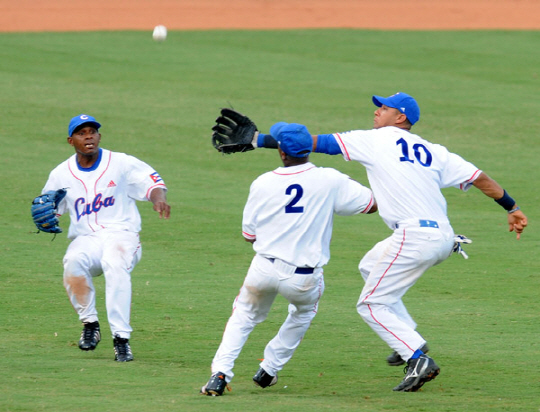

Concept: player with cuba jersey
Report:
left=40, top=114, right=170, bottom=362
left=44, top=149, right=166, bottom=239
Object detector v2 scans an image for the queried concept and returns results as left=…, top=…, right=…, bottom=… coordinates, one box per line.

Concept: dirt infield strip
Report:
left=1, top=0, right=539, bottom=32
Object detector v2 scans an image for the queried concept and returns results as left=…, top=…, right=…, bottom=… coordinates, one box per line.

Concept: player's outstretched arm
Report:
left=254, top=133, right=319, bottom=151
left=472, top=172, right=527, bottom=239
left=149, top=188, right=171, bottom=219
left=255, top=133, right=342, bottom=155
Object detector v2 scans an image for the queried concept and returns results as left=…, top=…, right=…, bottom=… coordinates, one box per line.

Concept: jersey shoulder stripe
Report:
left=334, top=133, right=351, bottom=160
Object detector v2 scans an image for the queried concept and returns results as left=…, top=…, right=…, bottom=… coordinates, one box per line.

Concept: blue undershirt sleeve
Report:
left=257, top=132, right=342, bottom=155
left=314, top=134, right=342, bottom=155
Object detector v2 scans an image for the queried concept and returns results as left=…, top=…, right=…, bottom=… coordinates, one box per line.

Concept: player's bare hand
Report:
left=507, top=209, right=527, bottom=239
left=153, top=201, right=171, bottom=219
left=149, top=188, right=170, bottom=219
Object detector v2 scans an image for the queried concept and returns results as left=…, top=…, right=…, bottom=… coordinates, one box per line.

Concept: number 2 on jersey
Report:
left=396, top=137, right=432, bottom=167
left=285, top=184, right=304, bottom=213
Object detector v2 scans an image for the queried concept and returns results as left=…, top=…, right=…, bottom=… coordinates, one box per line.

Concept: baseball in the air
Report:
left=152, top=25, right=167, bottom=42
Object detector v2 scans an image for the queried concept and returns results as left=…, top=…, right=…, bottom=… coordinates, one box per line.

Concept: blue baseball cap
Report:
left=270, top=122, right=313, bottom=158
left=372, top=92, right=420, bottom=125
left=68, top=114, right=101, bottom=136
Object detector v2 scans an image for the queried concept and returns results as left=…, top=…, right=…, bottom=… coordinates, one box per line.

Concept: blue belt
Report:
left=267, top=258, right=315, bottom=274
left=294, top=267, right=315, bottom=274
left=395, top=219, right=439, bottom=229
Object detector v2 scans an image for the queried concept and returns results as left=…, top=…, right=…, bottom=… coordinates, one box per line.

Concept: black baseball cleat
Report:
left=393, top=354, right=440, bottom=392
left=200, top=372, right=231, bottom=396
left=252, top=367, right=278, bottom=388
left=387, top=343, right=429, bottom=366
left=113, top=336, right=134, bottom=362
left=78, top=321, right=101, bottom=351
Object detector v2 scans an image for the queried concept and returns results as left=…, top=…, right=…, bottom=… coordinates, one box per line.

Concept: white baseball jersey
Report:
left=327, top=126, right=481, bottom=362
left=44, top=147, right=166, bottom=339
left=333, top=126, right=481, bottom=229
left=43, top=148, right=167, bottom=239
left=242, top=162, right=375, bottom=268
left=210, top=161, right=374, bottom=383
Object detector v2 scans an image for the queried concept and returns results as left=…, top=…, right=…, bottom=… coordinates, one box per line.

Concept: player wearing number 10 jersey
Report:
left=302, top=92, right=527, bottom=391
left=255, top=92, right=527, bottom=392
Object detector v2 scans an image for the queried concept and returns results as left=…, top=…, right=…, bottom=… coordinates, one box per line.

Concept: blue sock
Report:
left=410, top=349, right=424, bottom=360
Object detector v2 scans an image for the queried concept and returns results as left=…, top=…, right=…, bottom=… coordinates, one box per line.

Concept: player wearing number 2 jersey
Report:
left=255, top=92, right=527, bottom=392
left=201, top=122, right=376, bottom=396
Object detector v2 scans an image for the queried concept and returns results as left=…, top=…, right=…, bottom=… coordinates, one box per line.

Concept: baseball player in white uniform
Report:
left=254, top=92, right=528, bottom=392
left=201, top=122, right=377, bottom=395
left=40, top=114, right=170, bottom=362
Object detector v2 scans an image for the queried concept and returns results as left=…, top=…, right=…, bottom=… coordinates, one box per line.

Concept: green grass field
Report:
left=1, top=29, right=539, bottom=412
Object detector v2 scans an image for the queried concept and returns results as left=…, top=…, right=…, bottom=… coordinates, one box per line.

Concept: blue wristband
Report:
left=257, top=133, right=278, bottom=149
left=494, top=190, right=516, bottom=211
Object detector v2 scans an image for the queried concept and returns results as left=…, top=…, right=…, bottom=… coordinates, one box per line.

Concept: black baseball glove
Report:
left=31, top=188, right=67, bottom=233
left=212, top=108, right=258, bottom=154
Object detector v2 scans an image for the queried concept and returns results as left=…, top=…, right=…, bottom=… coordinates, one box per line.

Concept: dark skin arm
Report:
left=149, top=188, right=171, bottom=219
left=366, top=201, right=378, bottom=214
left=311, top=135, right=319, bottom=151
left=472, top=172, right=527, bottom=239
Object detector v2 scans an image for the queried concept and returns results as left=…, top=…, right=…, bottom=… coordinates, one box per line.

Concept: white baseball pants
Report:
left=357, top=220, right=454, bottom=362
left=211, top=254, right=324, bottom=382
left=62, top=230, right=142, bottom=339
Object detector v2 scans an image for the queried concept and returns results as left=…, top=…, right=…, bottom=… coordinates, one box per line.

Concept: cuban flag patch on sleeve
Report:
left=150, top=172, right=163, bottom=183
